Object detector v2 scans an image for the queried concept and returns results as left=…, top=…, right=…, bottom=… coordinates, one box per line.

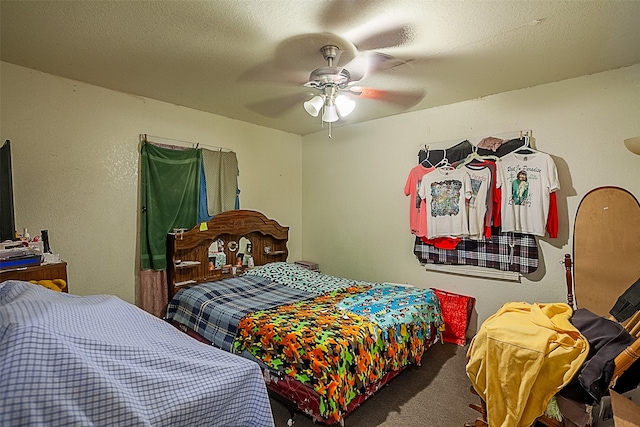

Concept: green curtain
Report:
left=140, top=142, right=201, bottom=271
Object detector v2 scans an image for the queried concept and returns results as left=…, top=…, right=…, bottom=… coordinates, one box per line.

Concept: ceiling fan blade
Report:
left=274, top=33, right=356, bottom=71
left=316, top=1, right=415, bottom=50
left=358, top=87, right=426, bottom=109
left=238, top=60, right=309, bottom=86
left=317, top=1, right=380, bottom=29
left=352, top=24, right=415, bottom=52
left=344, top=86, right=363, bottom=96
left=341, top=51, right=408, bottom=82
left=245, top=92, right=311, bottom=119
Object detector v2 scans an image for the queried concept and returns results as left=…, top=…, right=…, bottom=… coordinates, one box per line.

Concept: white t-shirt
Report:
left=496, top=151, right=560, bottom=236
left=464, top=165, right=492, bottom=240
left=418, top=167, right=472, bottom=239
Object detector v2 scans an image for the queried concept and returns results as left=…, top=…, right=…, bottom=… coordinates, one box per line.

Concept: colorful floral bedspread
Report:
left=337, top=283, right=444, bottom=341
left=234, top=282, right=443, bottom=423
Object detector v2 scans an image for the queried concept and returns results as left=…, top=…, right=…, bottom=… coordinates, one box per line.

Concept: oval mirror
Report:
left=574, top=187, right=640, bottom=316
left=208, top=241, right=217, bottom=257
left=227, top=241, right=238, bottom=252
left=239, top=237, right=251, bottom=255
left=238, top=237, right=252, bottom=266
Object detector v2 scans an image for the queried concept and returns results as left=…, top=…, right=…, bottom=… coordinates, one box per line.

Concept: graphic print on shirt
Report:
left=468, top=172, right=488, bottom=207
left=430, top=179, right=463, bottom=217
left=497, top=151, right=559, bottom=237
left=507, top=166, right=536, bottom=208
left=415, top=178, right=423, bottom=209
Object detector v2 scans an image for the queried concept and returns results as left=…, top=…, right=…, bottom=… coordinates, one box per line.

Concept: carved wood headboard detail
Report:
left=166, top=210, right=289, bottom=300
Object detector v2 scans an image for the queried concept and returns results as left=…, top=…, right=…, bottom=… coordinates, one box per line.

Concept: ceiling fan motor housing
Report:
left=304, top=44, right=352, bottom=90
left=307, top=67, right=351, bottom=89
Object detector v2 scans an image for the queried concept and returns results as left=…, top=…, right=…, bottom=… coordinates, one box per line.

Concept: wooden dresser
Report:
left=0, top=262, right=68, bottom=292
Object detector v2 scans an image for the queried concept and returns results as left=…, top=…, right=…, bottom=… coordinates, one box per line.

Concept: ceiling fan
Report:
left=243, top=28, right=426, bottom=137
left=302, top=45, right=356, bottom=122
left=301, top=44, right=411, bottom=136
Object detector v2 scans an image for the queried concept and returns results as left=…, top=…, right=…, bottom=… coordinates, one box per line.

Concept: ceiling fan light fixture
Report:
left=304, top=95, right=325, bottom=117
left=335, top=95, right=356, bottom=117
left=322, top=104, right=339, bottom=123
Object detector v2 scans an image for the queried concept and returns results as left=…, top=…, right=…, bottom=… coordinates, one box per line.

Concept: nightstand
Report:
left=0, top=261, right=68, bottom=292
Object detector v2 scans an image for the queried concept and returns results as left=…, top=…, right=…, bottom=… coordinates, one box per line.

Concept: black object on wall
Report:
left=417, top=137, right=529, bottom=165
left=0, top=140, right=16, bottom=241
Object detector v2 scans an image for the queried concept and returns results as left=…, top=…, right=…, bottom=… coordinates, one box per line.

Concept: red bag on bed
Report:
left=432, top=289, right=475, bottom=346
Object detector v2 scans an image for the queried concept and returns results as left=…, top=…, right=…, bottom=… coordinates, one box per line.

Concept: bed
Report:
left=0, top=280, right=274, bottom=427
left=164, top=210, right=444, bottom=425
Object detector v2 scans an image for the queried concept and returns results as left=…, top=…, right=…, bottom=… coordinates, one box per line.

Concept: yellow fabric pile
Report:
left=29, top=279, right=67, bottom=292
left=466, top=302, right=588, bottom=427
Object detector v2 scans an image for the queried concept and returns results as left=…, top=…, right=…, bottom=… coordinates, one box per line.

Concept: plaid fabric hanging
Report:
left=414, top=227, right=539, bottom=275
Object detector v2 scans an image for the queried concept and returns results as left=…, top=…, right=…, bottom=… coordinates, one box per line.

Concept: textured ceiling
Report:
left=2, top=1, right=640, bottom=136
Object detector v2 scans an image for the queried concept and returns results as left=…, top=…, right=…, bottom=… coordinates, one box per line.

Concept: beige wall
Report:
left=301, top=64, right=640, bottom=330
left=2, top=61, right=639, bottom=328
left=0, top=62, right=303, bottom=303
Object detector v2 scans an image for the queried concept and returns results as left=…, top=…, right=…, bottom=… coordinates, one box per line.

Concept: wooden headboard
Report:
left=166, top=210, right=289, bottom=299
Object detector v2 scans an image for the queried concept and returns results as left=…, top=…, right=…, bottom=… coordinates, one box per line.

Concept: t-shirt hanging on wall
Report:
left=496, top=151, right=559, bottom=236
left=404, top=164, right=435, bottom=236
left=418, top=167, right=472, bottom=239
left=464, top=165, right=492, bottom=240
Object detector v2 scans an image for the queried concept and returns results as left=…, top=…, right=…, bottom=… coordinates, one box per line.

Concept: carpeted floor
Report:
left=270, top=341, right=479, bottom=426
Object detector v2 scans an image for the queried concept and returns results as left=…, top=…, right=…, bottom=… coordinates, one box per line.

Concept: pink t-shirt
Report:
left=404, top=164, right=435, bottom=237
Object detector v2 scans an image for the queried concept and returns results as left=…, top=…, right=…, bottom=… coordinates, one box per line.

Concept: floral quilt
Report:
left=234, top=282, right=443, bottom=422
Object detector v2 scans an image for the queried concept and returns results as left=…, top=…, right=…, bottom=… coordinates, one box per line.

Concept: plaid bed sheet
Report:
left=413, top=228, right=539, bottom=274
left=0, top=280, right=274, bottom=427
left=166, top=275, right=316, bottom=352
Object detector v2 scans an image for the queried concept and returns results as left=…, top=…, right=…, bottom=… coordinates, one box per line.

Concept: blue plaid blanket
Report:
left=0, top=281, right=274, bottom=427
left=165, top=275, right=316, bottom=352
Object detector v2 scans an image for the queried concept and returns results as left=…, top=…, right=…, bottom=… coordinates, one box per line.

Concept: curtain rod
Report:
left=419, top=129, right=533, bottom=150
left=141, top=134, right=234, bottom=152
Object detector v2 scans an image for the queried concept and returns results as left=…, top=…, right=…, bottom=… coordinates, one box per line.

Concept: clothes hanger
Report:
left=420, top=145, right=435, bottom=167
left=436, top=149, right=455, bottom=172
left=457, top=145, right=499, bottom=169
left=513, top=134, right=537, bottom=154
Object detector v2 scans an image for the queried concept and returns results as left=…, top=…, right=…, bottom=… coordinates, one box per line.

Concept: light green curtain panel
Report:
left=202, top=149, right=238, bottom=216
left=140, top=142, right=200, bottom=271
